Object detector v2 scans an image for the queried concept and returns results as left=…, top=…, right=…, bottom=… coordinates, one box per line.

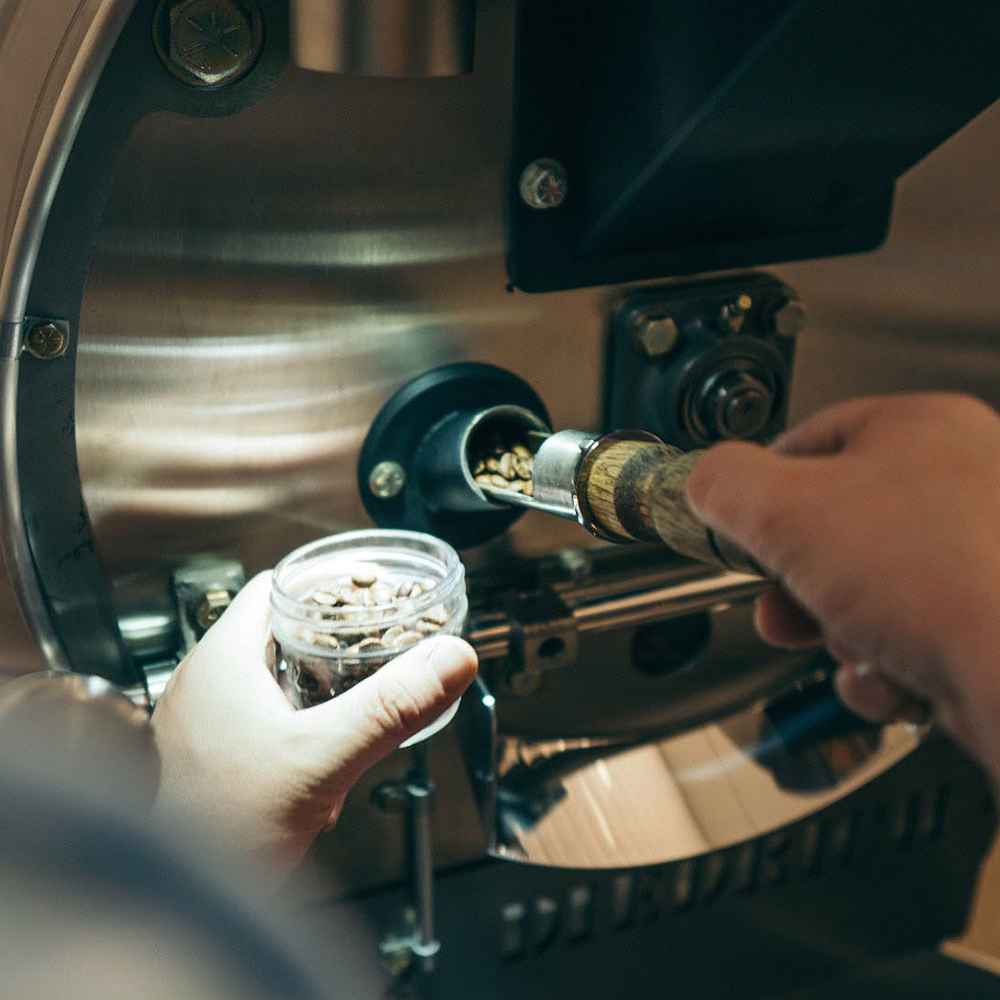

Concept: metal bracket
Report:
left=372, top=746, right=441, bottom=979
left=171, top=559, right=246, bottom=655
left=504, top=586, right=578, bottom=695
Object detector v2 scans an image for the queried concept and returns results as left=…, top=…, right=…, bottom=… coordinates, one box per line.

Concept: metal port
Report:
left=461, top=405, right=551, bottom=507
left=358, top=363, right=551, bottom=549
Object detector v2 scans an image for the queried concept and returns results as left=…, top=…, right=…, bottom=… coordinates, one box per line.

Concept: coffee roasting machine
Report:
left=5, top=1, right=1000, bottom=996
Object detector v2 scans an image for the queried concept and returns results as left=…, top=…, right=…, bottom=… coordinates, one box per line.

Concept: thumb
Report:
left=299, top=635, right=478, bottom=777
left=686, top=441, right=822, bottom=577
left=197, top=570, right=273, bottom=664
left=185, top=570, right=289, bottom=711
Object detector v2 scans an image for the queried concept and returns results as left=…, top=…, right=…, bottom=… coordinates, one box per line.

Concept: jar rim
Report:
left=270, top=529, right=466, bottom=630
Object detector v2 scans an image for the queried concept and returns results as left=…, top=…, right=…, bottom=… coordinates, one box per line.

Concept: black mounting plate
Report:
left=508, top=0, right=1000, bottom=293
left=605, top=273, right=797, bottom=450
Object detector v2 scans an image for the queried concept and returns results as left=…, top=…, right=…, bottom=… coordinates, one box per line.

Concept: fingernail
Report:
left=426, top=636, right=477, bottom=695
left=853, top=662, right=873, bottom=678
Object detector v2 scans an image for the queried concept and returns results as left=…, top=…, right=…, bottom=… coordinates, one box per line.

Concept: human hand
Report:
left=686, top=393, right=1000, bottom=779
left=150, top=572, right=477, bottom=880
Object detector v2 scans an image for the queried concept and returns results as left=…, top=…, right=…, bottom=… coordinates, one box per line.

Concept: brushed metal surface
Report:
left=63, top=5, right=1000, bottom=882
left=75, top=8, right=1000, bottom=602
left=77, top=2, right=602, bottom=596
left=291, top=0, right=476, bottom=76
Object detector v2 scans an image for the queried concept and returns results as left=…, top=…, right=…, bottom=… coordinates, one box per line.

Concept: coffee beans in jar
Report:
left=284, top=564, right=452, bottom=704
left=270, top=531, right=468, bottom=723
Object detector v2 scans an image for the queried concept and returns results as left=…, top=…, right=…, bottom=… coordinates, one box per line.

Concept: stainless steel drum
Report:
left=2, top=2, right=999, bottom=996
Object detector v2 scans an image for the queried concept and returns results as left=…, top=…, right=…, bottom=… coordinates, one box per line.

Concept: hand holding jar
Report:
left=151, top=541, right=477, bottom=883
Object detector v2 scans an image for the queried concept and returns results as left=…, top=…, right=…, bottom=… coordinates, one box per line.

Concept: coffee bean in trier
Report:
left=471, top=435, right=535, bottom=498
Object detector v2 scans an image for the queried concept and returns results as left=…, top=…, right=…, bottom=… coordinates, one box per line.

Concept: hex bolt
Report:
left=519, top=158, right=568, bottom=210
left=168, top=0, right=259, bottom=87
left=719, top=293, right=753, bottom=334
left=378, top=907, right=419, bottom=977
left=556, top=547, right=592, bottom=582
left=379, top=940, right=414, bottom=978
left=24, top=322, right=68, bottom=360
left=195, top=589, right=232, bottom=632
left=631, top=314, right=680, bottom=359
left=771, top=298, right=807, bottom=338
left=368, top=460, right=407, bottom=500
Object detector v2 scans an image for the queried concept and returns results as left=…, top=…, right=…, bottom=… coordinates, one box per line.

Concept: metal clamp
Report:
left=504, top=585, right=578, bottom=696
left=171, top=559, right=246, bottom=655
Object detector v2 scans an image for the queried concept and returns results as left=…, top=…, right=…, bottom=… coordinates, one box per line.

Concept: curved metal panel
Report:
left=0, top=0, right=137, bottom=673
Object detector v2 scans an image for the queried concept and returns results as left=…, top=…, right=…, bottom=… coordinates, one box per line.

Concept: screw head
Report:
left=195, top=589, right=232, bottom=631
left=771, top=298, right=807, bottom=338
left=519, top=158, right=568, bottom=210
left=631, top=315, right=680, bottom=359
left=168, top=0, right=258, bottom=87
left=369, top=461, right=407, bottom=500
left=25, top=322, right=68, bottom=360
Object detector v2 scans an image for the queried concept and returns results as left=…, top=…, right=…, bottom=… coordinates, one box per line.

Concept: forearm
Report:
left=0, top=671, right=160, bottom=813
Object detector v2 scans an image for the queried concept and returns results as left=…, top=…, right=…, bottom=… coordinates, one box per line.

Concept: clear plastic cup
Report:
left=270, top=530, right=468, bottom=747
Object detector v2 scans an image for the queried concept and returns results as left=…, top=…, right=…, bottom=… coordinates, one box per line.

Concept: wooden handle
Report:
left=581, top=438, right=762, bottom=575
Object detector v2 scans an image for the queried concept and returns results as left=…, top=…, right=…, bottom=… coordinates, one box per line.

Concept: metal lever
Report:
left=470, top=415, right=762, bottom=574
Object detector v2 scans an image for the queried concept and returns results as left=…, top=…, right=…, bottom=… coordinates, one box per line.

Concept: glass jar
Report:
left=270, top=529, right=468, bottom=746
